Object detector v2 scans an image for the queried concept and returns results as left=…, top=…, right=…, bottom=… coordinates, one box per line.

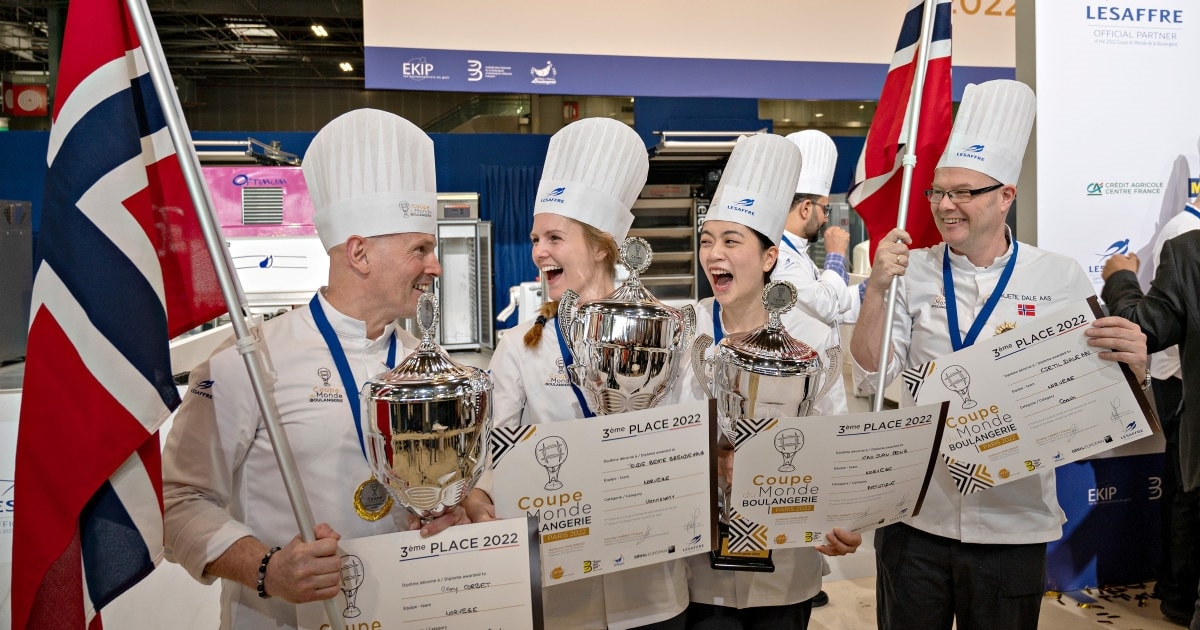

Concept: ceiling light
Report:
left=225, top=21, right=278, bottom=38
left=859, top=104, right=866, bottom=109
left=814, top=112, right=825, bottom=118
left=311, top=24, right=328, bottom=37
left=339, top=62, right=354, bottom=72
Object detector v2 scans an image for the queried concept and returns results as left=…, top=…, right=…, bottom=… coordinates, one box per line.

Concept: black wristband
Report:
left=257, top=546, right=281, bottom=599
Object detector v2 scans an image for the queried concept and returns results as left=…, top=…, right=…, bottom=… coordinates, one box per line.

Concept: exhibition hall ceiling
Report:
left=0, top=0, right=365, bottom=88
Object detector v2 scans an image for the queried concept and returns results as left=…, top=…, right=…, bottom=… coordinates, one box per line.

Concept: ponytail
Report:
left=523, top=300, right=560, bottom=348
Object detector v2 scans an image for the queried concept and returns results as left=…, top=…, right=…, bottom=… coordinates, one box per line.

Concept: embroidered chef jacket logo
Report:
left=545, top=357, right=570, bottom=386
left=311, top=367, right=344, bottom=403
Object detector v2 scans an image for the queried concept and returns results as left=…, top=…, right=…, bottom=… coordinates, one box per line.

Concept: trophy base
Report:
left=710, top=525, right=775, bottom=572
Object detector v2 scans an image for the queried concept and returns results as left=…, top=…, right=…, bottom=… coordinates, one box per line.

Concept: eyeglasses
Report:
left=812, top=201, right=830, bottom=214
left=924, top=183, right=1004, bottom=204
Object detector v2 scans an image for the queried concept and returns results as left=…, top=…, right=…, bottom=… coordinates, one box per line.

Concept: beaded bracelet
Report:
left=257, top=546, right=282, bottom=599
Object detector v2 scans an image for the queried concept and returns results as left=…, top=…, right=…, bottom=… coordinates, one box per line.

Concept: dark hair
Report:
left=752, top=228, right=777, bottom=284
left=792, top=192, right=824, bottom=207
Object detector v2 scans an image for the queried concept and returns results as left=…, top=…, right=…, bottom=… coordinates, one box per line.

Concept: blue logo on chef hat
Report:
left=954, top=144, right=986, bottom=162
left=539, top=187, right=567, bottom=204
left=727, top=198, right=756, bottom=215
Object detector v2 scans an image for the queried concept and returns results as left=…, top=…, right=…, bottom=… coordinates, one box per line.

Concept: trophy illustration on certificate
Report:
left=692, top=281, right=840, bottom=571
left=361, top=293, right=493, bottom=522
left=339, top=554, right=364, bottom=618
left=558, top=236, right=697, bottom=414
left=774, top=428, right=805, bottom=472
left=535, top=435, right=569, bottom=490
left=940, top=364, right=977, bottom=409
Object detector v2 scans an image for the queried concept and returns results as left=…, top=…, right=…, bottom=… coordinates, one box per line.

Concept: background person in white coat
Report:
left=678, top=133, right=861, bottom=630
left=488, top=117, right=691, bottom=630
left=161, top=109, right=492, bottom=629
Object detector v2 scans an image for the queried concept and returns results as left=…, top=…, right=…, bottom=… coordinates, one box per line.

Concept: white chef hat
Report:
left=303, top=109, right=437, bottom=251
left=705, top=133, right=802, bottom=245
left=533, top=118, right=648, bottom=242
left=787, top=130, right=837, bottom=197
left=936, top=80, right=1036, bottom=185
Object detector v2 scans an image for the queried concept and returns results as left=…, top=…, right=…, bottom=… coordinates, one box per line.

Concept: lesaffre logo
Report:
left=402, top=57, right=449, bottom=82
left=954, top=144, right=986, bottom=163
left=530, top=60, right=558, bottom=86
left=2, top=479, right=14, bottom=535
left=539, top=187, right=567, bottom=204
left=190, top=379, right=215, bottom=399
left=232, top=174, right=287, bottom=186
left=1086, top=180, right=1163, bottom=196
left=724, top=198, right=757, bottom=216
left=1085, top=6, right=1183, bottom=23
left=1097, top=238, right=1131, bottom=259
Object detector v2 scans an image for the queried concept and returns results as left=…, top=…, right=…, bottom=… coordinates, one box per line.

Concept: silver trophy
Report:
left=691, top=280, right=841, bottom=570
left=557, top=236, right=697, bottom=414
left=362, top=293, right=492, bottom=521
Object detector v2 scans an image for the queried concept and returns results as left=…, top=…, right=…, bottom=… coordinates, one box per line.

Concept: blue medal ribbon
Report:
left=942, top=241, right=1019, bottom=351
left=553, top=317, right=595, bottom=418
left=712, top=301, right=725, bottom=345
left=1184, top=204, right=1200, bottom=222
left=780, top=234, right=802, bottom=258
left=308, top=293, right=397, bottom=458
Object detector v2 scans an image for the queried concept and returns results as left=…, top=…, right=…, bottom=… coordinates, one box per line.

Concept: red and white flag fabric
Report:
left=12, top=0, right=225, bottom=627
left=848, top=0, right=953, bottom=259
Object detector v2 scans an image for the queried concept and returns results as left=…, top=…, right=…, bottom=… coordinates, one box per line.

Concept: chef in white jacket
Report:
left=162, top=109, right=492, bottom=629
left=488, top=117, right=691, bottom=629
left=677, top=133, right=861, bottom=630
left=774, top=130, right=854, bottom=418
left=850, top=80, right=1148, bottom=630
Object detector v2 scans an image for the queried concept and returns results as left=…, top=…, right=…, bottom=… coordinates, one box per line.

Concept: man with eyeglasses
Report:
left=849, top=80, right=1148, bottom=630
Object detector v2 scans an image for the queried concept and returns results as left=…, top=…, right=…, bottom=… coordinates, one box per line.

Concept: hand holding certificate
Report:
left=727, top=402, right=948, bottom=550
left=906, top=296, right=1157, bottom=494
left=296, top=518, right=539, bottom=630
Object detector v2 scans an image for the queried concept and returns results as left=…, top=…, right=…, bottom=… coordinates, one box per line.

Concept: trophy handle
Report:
left=691, top=333, right=715, bottom=399
left=557, top=289, right=579, bottom=352
left=679, top=304, right=697, bottom=353
left=815, top=345, right=842, bottom=405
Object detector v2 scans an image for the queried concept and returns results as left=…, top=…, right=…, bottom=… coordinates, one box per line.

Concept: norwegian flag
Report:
left=1017, top=303, right=1036, bottom=317
left=12, top=0, right=225, bottom=627
left=848, top=0, right=953, bottom=260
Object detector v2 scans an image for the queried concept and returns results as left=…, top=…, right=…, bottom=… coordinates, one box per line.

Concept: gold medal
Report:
left=994, top=321, right=1016, bottom=335
left=353, top=478, right=393, bottom=521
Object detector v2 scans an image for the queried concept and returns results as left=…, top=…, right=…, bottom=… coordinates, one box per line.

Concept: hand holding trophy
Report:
left=361, top=292, right=492, bottom=522
left=691, top=280, right=841, bottom=571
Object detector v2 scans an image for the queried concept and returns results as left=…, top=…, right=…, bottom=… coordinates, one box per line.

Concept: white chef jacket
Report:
left=678, top=298, right=827, bottom=608
left=852, top=237, right=1096, bottom=544
left=162, top=290, right=419, bottom=629
left=1146, top=206, right=1200, bottom=380
left=489, top=316, right=690, bottom=629
left=774, top=230, right=852, bottom=415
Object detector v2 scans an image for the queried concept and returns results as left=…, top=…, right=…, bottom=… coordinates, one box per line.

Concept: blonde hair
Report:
left=523, top=220, right=619, bottom=348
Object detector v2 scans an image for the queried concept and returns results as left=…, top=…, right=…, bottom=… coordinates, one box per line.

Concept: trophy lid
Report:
left=566, top=236, right=685, bottom=323
left=716, top=281, right=822, bottom=377
left=363, top=293, right=489, bottom=403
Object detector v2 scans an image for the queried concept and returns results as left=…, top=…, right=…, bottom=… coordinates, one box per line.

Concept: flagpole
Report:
left=873, top=0, right=941, bottom=412
left=124, top=1, right=345, bottom=628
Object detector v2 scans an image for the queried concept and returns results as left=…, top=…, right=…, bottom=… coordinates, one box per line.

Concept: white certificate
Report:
left=296, top=518, right=539, bottom=630
left=908, top=296, right=1158, bottom=494
left=489, top=400, right=717, bottom=585
left=728, top=402, right=948, bottom=550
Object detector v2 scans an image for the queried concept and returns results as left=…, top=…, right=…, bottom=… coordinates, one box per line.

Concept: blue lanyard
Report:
left=712, top=301, right=725, bottom=345
left=780, top=234, right=802, bottom=257
left=1184, top=204, right=1200, bottom=222
left=308, top=293, right=397, bottom=458
left=942, top=241, right=1019, bottom=351
left=553, top=317, right=595, bottom=418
